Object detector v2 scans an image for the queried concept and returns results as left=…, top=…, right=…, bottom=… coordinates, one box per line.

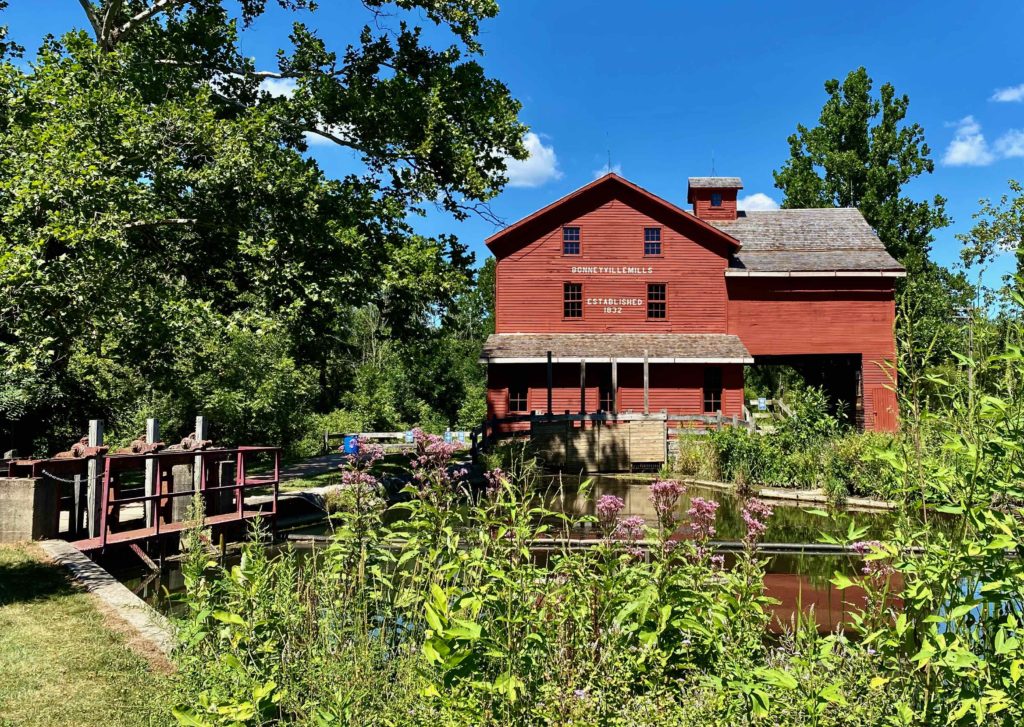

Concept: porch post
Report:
left=144, top=418, right=159, bottom=526
left=579, top=359, right=586, bottom=414
left=611, top=357, right=618, bottom=415
left=546, top=351, right=553, bottom=416
left=86, top=419, right=104, bottom=538
left=643, top=350, right=650, bottom=415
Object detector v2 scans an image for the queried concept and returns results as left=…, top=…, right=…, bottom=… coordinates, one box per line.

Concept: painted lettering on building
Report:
left=569, top=265, right=654, bottom=275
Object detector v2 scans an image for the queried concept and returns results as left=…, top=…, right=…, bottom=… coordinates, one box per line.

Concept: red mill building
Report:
left=480, top=174, right=903, bottom=434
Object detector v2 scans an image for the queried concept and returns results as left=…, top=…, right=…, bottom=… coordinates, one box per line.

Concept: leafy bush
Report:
left=672, top=435, right=720, bottom=480
left=290, top=408, right=364, bottom=459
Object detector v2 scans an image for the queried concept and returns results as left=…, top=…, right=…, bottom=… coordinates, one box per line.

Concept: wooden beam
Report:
left=643, top=350, right=649, bottom=415
left=86, top=419, right=104, bottom=538
left=579, top=359, right=586, bottom=414
left=546, top=351, right=553, bottom=416
left=144, top=418, right=158, bottom=526
left=611, top=357, right=618, bottom=415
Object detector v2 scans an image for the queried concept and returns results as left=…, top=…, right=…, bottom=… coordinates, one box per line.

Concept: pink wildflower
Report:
left=851, top=540, right=895, bottom=578
left=649, top=479, right=686, bottom=530
left=741, top=498, right=774, bottom=545
left=409, top=428, right=462, bottom=491
left=596, top=494, right=625, bottom=533
left=484, top=468, right=506, bottom=497
left=686, top=497, right=719, bottom=541
left=614, top=515, right=647, bottom=557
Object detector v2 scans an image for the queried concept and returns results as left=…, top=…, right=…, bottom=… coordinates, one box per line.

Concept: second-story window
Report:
left=647, top=283, right=666, bottom=319
left=644, top=227, right=661, bottom=256
left=562, top=226, right=580, bottom=255
left=711, top=192, right=723, bottom=207
left=563, top=282, right=583, bottom=318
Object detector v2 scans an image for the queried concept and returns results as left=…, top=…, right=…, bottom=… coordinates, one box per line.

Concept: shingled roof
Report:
left=688, top=176, right=743, bottom=189
left=710, top=208, right=905, bottom=274
left=480, top=333, right=752, bottom=364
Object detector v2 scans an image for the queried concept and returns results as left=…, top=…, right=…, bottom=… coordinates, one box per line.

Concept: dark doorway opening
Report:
left=746, top=354, right=863, bottom=427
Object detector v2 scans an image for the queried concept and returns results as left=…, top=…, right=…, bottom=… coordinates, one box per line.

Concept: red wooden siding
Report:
left=689, top=188, right=738, bottom=221
left=495, top=195, right=731, bottom=334
left=725, top=278, right=898, bottom=431
left=486, top=178, right=900, bottom=433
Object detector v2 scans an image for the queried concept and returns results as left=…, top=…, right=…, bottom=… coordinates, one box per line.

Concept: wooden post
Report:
left=611, top=357, right=618, bottom=415
left=579, top=359, right=586, bottom=414
left=546, top=351, right=553, bottom=416
left=144, top=418, right=159, bottom=526
left=643, top=350, right=650, bottom=415
left=193, top=416, right=207, bottom=514
left=86, top=419, right=104, bottom=538
left=73, top=473, right=83, bottom=536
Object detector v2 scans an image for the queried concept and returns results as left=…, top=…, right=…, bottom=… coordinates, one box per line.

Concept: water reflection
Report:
left=113, top=475, right=903, bottom=633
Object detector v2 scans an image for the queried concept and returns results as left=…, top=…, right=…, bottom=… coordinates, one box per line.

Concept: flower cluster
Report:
left=649, top=479, right=686, bottom=530
left=741, top=498, right=774, bottom=545
left=409, top=428, right=463, bottom=491
left=686, top=497, right=719, bottom=541
left=341, top=437, right=385, bottom=468
left=484, top=467, right=506, bottom=498
left=596, top=494, right=625, bottom=533
left=614, top=515, right=647, bottom=558
left=335, top=437, right=385, bottom=515
left=850, top=540, right=895, bottom=578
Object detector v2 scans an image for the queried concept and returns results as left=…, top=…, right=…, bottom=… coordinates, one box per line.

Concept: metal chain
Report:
left=41, top=468, right=105, bottom=484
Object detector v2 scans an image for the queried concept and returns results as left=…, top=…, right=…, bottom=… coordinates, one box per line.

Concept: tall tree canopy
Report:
left=773, top=67, right=971, bottom=366
left=0, top=1, right=525, bottom=453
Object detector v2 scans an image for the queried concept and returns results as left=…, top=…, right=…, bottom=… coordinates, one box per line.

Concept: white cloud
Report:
left=505, top=132, right=563, bottom=188
left=738, top=192, right=780, bottom=211
left=259, top=77, right=297, bottom=98
left=943, top=116, right=996, bottom=166
left=994, top=129, right=1024, bottom=158
left=592, top=162, right=622, bottom=179
left=991, top=83, right=1024, bottom=103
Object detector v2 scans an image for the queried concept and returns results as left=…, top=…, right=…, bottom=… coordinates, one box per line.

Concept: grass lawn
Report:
left=0, top=544, right=172, bottom=727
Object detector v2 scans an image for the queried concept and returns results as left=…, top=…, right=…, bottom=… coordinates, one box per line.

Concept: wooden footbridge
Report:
left=2, top=418, right=279, bottom=554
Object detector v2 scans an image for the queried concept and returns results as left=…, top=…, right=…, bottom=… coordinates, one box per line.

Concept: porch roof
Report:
left=480, top=333, right=753, bottom=364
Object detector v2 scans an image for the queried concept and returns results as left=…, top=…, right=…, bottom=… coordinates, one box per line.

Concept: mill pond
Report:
left=110, top=475, right=911, bottom=634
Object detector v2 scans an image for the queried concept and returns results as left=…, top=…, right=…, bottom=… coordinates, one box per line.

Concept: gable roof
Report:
left=485, top=173, right=741, bottom=257
left=710, top=208, right=904, bottom=274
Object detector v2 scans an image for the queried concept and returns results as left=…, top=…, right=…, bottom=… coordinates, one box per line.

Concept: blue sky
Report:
left=5, top=1, right=1024, bottom=283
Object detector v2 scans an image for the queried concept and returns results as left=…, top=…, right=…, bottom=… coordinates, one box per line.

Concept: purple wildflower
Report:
left=649, top=479, right=686, bottom=529
left=596, top=494, right=625, bottom=533
left=484, top=468, right=506, bottom=498
left=851, top=540, right=895, bottom=578
left=687, top=497, right=719, bottom=541
left=614, top=515, right=647, bottom=558
left=409, top=428, right=462, bottom=492
left=741, top=498, right=774, bottom=545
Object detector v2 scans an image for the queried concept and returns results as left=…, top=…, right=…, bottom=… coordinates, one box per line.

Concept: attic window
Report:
left=643, top=227, right=661, bottom=256
left=562, top=227, right=580, bottom=255
left=711, top=193, right=723, bottom=207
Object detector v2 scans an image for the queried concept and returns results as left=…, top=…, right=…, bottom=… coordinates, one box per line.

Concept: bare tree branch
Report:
left=100, top=0, right=125, bottom=46
left=108, top=0, right=190, bottom=48
left=77, top=0, right=103, bottom=40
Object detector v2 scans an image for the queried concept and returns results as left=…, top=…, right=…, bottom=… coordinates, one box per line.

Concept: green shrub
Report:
left=672, top=435, right=720, bottom=480
left=290, top=408, right=364, bottom=458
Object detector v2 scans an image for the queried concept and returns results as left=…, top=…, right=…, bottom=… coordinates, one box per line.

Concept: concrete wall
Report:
left=0, top=477, right=58, bottom=543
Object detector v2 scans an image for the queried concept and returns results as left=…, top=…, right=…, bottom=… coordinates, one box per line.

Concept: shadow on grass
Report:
left=0, top=547, right=75, bottom=607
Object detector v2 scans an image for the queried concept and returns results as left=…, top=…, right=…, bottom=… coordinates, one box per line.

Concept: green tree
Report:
left=0, top=1, right=525, bottom=452
left=773, top=67, right=971, bottom=367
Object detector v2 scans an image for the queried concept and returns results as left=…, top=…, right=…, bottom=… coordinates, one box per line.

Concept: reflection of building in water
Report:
left=482, top=174, right=902, bottom=434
